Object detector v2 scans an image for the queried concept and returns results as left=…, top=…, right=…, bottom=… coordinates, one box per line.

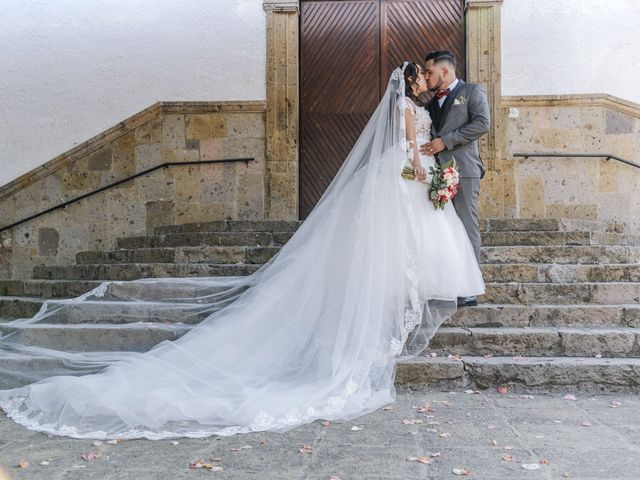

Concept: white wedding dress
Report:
left=0, top=64, right=484, bottom=440
left=401, top=97, right=483, bottom=299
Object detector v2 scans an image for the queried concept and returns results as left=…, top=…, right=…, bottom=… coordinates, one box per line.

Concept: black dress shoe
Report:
left=457, top=296, right=478, bottom=307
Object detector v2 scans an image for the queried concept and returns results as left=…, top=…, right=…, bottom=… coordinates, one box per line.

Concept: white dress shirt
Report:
left=437, top=78, right=459, bottom=107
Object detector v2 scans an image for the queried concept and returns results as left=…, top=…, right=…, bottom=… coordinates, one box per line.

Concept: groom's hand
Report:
left=420, top=138, right=445, bottom=156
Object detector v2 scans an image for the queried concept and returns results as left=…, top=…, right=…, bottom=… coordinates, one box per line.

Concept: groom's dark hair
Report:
left=425, top=50, right=456, bottom=69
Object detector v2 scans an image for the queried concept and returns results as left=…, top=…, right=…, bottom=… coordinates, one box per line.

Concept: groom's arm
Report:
left=440, top=84, right=490, bottom=150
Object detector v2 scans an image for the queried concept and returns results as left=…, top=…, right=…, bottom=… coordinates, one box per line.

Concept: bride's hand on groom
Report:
left=420, top=138, right=445, bottom=156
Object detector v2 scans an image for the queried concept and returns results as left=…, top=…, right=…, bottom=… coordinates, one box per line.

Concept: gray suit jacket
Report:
left=426, top=80, right=490, bottom=178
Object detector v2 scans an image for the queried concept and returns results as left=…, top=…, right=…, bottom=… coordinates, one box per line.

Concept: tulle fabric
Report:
left=0, top=66, right=484, bottom=440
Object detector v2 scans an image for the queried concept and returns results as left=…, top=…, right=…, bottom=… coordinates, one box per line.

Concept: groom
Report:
left=419, top=50, right=490, bottom=307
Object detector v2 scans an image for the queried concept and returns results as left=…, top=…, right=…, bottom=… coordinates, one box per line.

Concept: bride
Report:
left=0, top=62, right=484, bottom=440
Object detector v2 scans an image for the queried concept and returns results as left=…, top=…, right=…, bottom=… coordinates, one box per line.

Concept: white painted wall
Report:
left=502, top=0, right=640, bottom=103
left=3, top=0, right=639, bottom=187
left=0, top=0, right=265, bottom=187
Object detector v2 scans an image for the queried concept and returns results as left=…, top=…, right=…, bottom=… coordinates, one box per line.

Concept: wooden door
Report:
left=299, top=0, right=465, bottom=219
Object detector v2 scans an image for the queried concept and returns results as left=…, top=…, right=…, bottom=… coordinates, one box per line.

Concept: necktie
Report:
left=435, top=88, right=450, bottom=100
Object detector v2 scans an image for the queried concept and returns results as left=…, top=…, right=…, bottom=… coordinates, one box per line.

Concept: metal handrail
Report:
left=513, top=152, right=640, bottom=169
left=0, top=158, right=254, bottom=234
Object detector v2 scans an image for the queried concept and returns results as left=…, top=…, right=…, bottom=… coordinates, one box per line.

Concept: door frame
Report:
left=262, top=0, right=503, bottom=220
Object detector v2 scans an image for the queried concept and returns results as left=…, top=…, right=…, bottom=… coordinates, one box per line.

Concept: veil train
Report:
left=0, top=64, right=458, bottom=440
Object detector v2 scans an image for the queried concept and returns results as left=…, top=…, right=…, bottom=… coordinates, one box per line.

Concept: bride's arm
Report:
left=404, top=100, right=427, bottom=182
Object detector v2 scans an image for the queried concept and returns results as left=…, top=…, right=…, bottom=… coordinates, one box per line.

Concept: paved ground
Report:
left=0, top=386, right=639, bottom=480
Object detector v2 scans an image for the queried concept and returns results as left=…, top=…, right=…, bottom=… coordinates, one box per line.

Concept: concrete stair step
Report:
left=154, top=220, right=302, bottom=235
left=429, top=326, right=640, bottom=358
left=32, top=263, right=261, bottom=281
left=32, top=261, right=640, bottom=285
left=31, top=300, right=213, bottom=325
left=0, top=323, right=191, bottom=353
left=479, top=218, right=610, bottom=233
left=482, top=231, right=640, bottom=247
left=151, top=218, right=610, bottom=237
left=76, top=245, right=640, bottom=267
left=114, top=230, right=639, bottom=251
left=0, top=352, right=99, bottom=389
left=27, top=301, right=640, bottom=329
left=76, top=246, right=280, bottom=265
left=450, top=304, right=640, bottom=328
left=395, top=355, right=640, bottom=392
left=482, top=282, right=640, bottom=305
left=1, top=352, right=638, bottom=391
left=481, top=263, right=640, bottom=283
left=0, top=279, right=101, bottom=298
left=481, top=245, right=640, bottom=264
left=117, top=231, right=294, bottom=250
left=0, top=296, right=45, bottom=319
left=103, top=279, right=249, bottom=301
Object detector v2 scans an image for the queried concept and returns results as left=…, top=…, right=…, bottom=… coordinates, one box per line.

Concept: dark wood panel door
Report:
left=300, top=0, right=465, bottom=219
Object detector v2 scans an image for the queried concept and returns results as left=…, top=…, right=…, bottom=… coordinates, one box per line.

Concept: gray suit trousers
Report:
left=452, top=177, right=481, bottom=262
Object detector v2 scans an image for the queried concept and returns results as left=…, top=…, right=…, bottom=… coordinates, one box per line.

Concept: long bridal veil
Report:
left=0, top=64, right=458, bottom=439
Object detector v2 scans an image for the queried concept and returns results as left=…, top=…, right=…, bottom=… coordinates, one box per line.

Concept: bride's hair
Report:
left=400, top=62, right=421, bottom=103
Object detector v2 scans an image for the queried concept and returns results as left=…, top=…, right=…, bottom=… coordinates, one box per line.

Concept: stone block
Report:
left=606, top=110, right=634, bottom=134
left=162, top=147, right=200, bottom=164
left=185, top=114, right=227, bottom=140
left=0, top=197, right=16, bottom=226
left=199, top=138, right=223, bottom=160
left=0, top=246, right=11, bottom=278
left=61, top=158, right=94, bottom=195
left=39, top=173, right=63, bottom=208
left=560, top=328, right=636, bottom=356
left=478, top=170, right=503, bottom=218
left=537, top=128, right=602, bottom=151
left=227, top=113, right=265, bottom=137
left=10, top=246, right=34, bottom=279
left=267, top=173, right=297, bottom=220
left=162, top=114, right=186, bottom=149
left=12, top=223, right=36, bottom=248
left=106, top=187, right=145, bottom=241
left=173, top=166, right=200, bottom=204
left=111, top=131, right=137, bottom=176
left=135, top=143, right=162, bottom=173
left=174, top=246, right=246, bottom=264
left=236, top=173, right=265, bottom=220
left=546, top=204, right=598, bottom=220
left=175, top=202, right=237, bottom=223
left=88, top=147, right=113, bottom=171
left=598, top=163, right=619, bottom=193
left=185, top=139, right=200, bottom=150
left=222, top=137, right=265, bottom=165
left=14, top=182, right=42, bottom=219
left=472, top=328, right=561, bottom=356
left=394, top=357, right=466, bottom=386
left=199, top=163, right=237, bottom=204
left=134, top=116, right=163, bottom=144
left=145, top=200, right=175, bottom=234
left=37, top=227, right=59, bottom=256
left=548, top=107, right=587, bottom=130
left=136, top=167, right=176, bottom=203
left=517, top=176, right=544, bottom=218
left=580, top=107, right=605, bottom=132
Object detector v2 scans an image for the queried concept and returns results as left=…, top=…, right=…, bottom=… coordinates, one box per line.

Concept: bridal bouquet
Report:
left=428, top=159, right=460, bottom=210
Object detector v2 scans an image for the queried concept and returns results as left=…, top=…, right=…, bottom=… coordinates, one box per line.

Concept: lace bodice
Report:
left=405, top=97, right=432, bottom=140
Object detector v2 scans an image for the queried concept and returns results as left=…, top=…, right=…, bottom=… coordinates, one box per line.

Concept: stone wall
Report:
left=479, top=94, right=640, bottom=233
left=0, top=101, right=267, bottom=279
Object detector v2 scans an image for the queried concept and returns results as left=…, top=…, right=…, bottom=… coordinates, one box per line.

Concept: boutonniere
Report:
left=453, top=95, right=466, bottom=105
